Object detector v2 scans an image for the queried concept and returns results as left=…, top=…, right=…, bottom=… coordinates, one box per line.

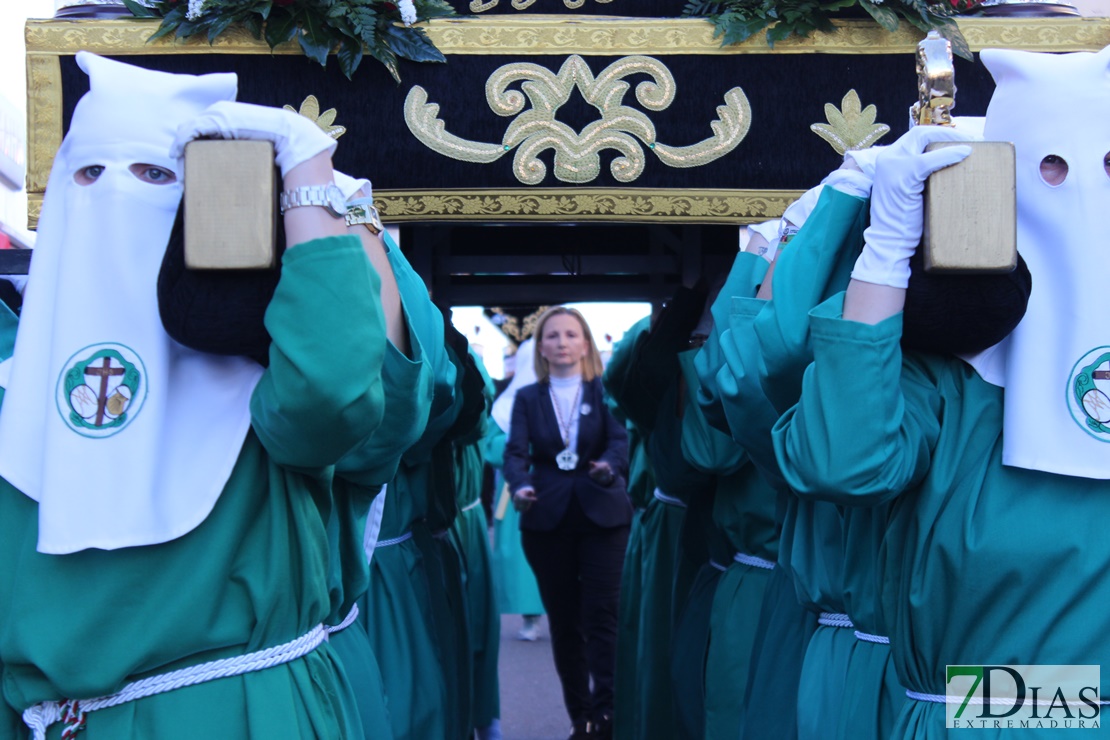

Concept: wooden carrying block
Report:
left=184, top=140, right=278, bottom=269
left=923, top=141, right=1016, bottom=273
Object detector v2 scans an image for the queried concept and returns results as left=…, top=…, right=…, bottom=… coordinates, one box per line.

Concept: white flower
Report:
left=186, top=0, right=208, bottom=20
left=399, top=0, right=418, bottom=26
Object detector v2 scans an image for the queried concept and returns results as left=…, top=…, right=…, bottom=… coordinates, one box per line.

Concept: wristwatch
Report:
left=345, top=200, right=384, bottom=235
left=279, top=182, right=347, bottom=218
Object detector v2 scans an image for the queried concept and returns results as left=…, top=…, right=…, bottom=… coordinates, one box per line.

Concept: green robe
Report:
left=0, top=236, right=385, bottom=739
left=775, top=293, right=1110, bottom=738
left=481, top=423, right=546, bottom=616
left=710, top=188, right=887, bottom=740
left=421, top=338, right=490, bottom=740
left=750, top=188, right=904, bottom=740
left=331, top=247, right=438, bottom=740
left=606, top=292, right=715, bottom=740
left=450, top=350, right=501, bottom=732
left=358, top=237, right=458, bottom=740
left=684, top=260, right=779, bottom=739
left=699, top=252, right=814, bottom=740
left=602, top=316, right=654, bottom=740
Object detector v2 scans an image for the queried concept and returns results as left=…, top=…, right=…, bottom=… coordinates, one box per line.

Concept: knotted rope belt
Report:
left=23, top=622, right=331, bottom=740
left=374, top=530, right=413, bottom=548
left=906, top=690, right=1110, bottom=707
left=733, top=552, right=776, bottom=570
left=817, top=612, right=855, bottom=629
left=853, top=630, right=890, bottom=644
left=652, top=488, right=686, bottom=508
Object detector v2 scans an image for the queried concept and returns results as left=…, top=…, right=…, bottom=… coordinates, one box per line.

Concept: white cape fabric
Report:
left=0, top=52, right=265, bottom=553
left=961, top=45, right=1110, bottom=479
left=490, top=338, right=536, bottom=435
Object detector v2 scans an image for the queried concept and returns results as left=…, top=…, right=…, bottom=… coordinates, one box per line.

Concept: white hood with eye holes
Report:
left=0, top=53, right=266, bottom=553
left=961, top=45, right=1110, bottom=479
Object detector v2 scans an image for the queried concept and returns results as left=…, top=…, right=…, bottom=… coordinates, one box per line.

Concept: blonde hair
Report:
left=532, top=306, right=604, bottom=383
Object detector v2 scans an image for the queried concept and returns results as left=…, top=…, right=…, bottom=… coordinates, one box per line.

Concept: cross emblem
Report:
left=83, top=357, right=125, bottom=427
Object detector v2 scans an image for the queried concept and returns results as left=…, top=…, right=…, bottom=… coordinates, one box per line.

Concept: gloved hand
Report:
left=172, top=101, right=337, bottom=177
left=850, top=125, right=975, bottom=288
left=841, top=116, right=983, bottom=196
left=334, top=171, right=371, bottom=201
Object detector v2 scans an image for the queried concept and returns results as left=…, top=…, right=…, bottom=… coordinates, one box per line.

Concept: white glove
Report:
left=850, top=126, right=975, bottom=288
left=334, top=171, right=371, bottom=201
left=842, top=116, right=983, bottom=195
left=172, top=101, right=337, bottom=177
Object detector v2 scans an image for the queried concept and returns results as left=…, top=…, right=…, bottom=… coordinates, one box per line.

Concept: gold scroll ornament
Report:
left=404, top=54, right=752, bottom=185
left=470, top=0, right=614, bottom=10
left=916, top=30, right=1017, bottom=273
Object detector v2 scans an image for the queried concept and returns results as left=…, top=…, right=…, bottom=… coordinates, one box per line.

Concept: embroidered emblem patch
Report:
left=56, top=343, right=145, bottom=437
left=1068, top=347, right=1110, bottom=440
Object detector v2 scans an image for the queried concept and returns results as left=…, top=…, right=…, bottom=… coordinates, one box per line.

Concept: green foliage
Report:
left=125, top=0, right=458, bottom=82
left=682, top=0, right=978, bottom=59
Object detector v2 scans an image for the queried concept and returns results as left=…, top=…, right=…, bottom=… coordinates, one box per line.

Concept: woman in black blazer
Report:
left=503, top=306, right=632, bottom=740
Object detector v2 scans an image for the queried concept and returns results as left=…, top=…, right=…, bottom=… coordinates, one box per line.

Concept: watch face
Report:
left=327, top=184, right=347, bottom=217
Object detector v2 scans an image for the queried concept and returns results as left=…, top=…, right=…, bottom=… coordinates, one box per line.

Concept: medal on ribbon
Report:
left=556, top=448, right=579, bottom=471
left=550, top=381, right=582, bottom=471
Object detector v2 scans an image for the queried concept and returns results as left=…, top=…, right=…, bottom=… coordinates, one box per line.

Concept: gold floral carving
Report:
left=405, top=55, right=750, bottom=185
left=372, top=188, right=801, bottom=223
left=470, top=0, right=613, bottom=9
left=810, top=90, right=890, bottom=155
left=487, top=306, right=550, bottom=342
left=26, top=18, right=1110, bottom=57
left=422, top=17, right=1110, bottom=55
left=283, top=95, right=346, bottom=139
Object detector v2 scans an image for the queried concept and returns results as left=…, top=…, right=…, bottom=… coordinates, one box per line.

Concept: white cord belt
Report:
left=326, top=603, right=360, bottom=636
left=375, top=530, right=413, bottom=548
left=853, top=630, right=890, bottom=644
left=733, top=552, right=776, bottom=570
left=461, top=497, right=483, bottom=513
left=709, top=560, right=728, bottom=572
left=907, top=690, right=1110, bottom=707
left=652, top=488, right=687, bottom=508
left=23, top=623, right=329, bottom=740
left=817, top=612, right=854, bottom=629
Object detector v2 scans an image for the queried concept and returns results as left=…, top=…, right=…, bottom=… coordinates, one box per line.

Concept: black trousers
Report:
left=521, top=498, right=630, bottom=727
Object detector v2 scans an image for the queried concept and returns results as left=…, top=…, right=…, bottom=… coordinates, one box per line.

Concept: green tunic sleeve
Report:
left=678, top=349, right=747, bottom=476
left=383, top=233, right=458, bottom=468
left=715, top=296, right=787, bottom=489
left=773, top=294, right=941, bottom=507
left=335, top=285, right=435, bottom=488
left=752, top=187, right=868, bottom=414
left=251, top=235, right=387, bottom=468
left=693, top=252, right=767, bottom=434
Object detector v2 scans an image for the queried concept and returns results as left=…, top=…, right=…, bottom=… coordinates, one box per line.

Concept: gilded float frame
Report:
left=24, top=15, right=1110, bottom=227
